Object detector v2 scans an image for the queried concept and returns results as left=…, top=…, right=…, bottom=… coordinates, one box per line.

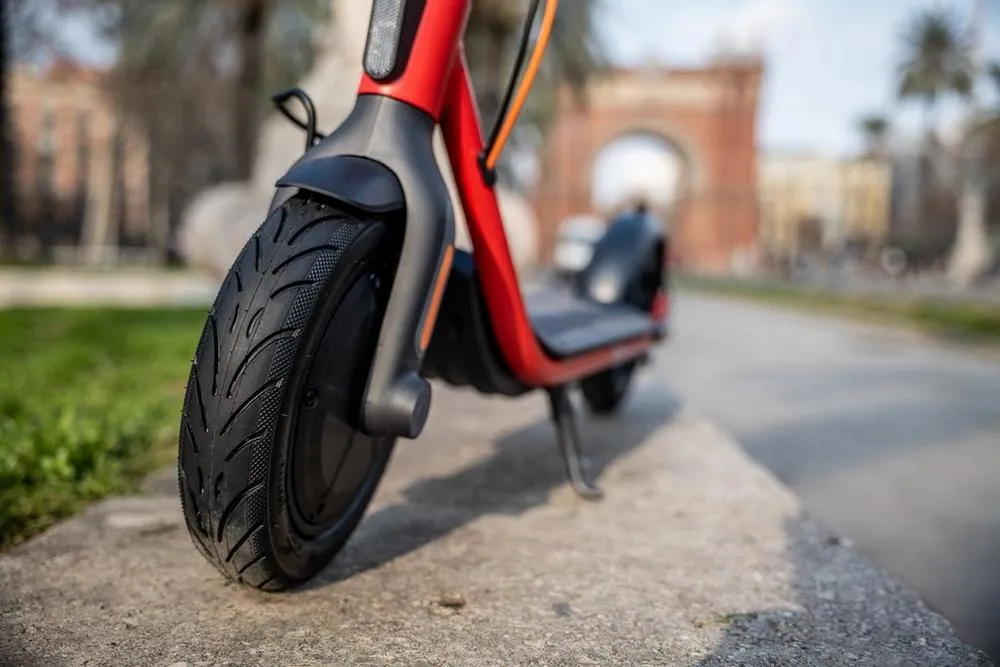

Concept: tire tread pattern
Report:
left=178, top=198, right=370, bottom=590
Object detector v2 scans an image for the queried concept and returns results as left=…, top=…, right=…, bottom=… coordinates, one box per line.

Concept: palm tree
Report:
left=858, top=114, right=890, bottom=159
left=943, top=0, right=996, bottom=286
left=467, top=0, right=603, bottom=117
left=896, top=5, right=988, bottom=282
left=949, top=55, right=1000, bottom=284
left=897, top=7, right=974, bottom=134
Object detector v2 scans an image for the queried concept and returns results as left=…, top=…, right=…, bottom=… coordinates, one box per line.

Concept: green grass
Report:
left=677, top=275, right=1000, bottom=343
left=0, top=307, right=205, bottom=549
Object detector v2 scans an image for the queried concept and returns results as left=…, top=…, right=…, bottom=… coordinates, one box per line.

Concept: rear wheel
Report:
left=178, top=196, right=397, bottom=591
left=579, top=360, right=638, bottom=415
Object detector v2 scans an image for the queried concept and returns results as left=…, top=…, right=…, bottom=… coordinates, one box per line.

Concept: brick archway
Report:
left=532, top=59, right=764, bottom=273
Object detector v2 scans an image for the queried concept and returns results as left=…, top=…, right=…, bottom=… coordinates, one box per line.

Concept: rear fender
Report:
left=575, top=210, right=665, bottom=306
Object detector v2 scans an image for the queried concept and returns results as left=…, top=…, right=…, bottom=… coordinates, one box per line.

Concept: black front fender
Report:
left=275, top=155, right=404, bottom=215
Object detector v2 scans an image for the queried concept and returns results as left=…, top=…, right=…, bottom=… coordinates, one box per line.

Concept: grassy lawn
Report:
left=0, top=307, right=205, bottom=549
left=677, top=275, right=1000, bottom=343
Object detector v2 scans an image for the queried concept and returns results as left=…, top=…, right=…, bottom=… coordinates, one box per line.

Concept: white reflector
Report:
left=364, top=0, right=405, bottom=80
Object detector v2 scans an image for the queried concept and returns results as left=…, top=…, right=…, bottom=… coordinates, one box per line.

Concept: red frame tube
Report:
left=358, top=3, right=664, bottom=388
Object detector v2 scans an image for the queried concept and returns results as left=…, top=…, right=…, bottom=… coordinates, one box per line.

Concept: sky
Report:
left=591, top=135, right=683, bottom=210
left=598, top=0, right=1000, bottom=156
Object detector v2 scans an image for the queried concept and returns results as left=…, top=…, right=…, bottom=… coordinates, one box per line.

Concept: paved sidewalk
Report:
left=0, top=269, right=217, bottom=307
left=0, top=373, right=989, bottom=666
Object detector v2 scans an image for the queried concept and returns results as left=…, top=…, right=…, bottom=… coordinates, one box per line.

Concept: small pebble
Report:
left=827, top=534, right=855, bottom=548
left=438, top=593, right=466, bottom=609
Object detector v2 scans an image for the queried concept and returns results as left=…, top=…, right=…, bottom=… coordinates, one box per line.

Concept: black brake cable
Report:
left=479, top=0, right=543, bottom=185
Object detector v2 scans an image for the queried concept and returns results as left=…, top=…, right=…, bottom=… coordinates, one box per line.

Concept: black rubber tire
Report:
left=579, top=360, right=637, bottom=415
left=177, top=196, right=397, bottom=591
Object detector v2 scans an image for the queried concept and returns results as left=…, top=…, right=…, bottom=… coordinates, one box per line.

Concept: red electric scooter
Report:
left=178, top=0, right=670, bottom=590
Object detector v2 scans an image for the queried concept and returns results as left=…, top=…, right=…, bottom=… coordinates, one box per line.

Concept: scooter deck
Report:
left=526, top=284, right=658, bottom=359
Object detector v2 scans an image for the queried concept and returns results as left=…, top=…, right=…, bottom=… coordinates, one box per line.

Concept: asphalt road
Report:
left=663, top=291, right=1000, bottom=658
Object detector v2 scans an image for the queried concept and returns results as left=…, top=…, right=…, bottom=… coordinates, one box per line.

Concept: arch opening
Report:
left=590, top=131, right=689, bottom=224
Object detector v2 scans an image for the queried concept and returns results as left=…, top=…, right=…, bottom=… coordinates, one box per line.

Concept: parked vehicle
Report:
left=177, top=0, right=671, bottom=591
left=553, top=214, right=606, bottom=276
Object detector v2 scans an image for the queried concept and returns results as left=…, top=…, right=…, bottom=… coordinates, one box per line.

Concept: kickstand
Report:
left=546, top=386, right=604, bottom=500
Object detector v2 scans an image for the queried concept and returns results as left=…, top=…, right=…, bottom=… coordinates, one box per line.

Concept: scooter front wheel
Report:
left=177, top=196, right=397, bottom=591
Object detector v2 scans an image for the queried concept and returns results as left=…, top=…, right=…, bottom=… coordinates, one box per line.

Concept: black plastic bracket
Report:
left=547, top=385, right=603, bottom=500
left=271, top=88, right=326, bottom=151
left=476, top=152, right=498, bottom=187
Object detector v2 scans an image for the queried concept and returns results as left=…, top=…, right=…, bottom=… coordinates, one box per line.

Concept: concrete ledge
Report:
left=0, top=380, right=989, bottom=666
left=0, top=269, right=217, bottom=308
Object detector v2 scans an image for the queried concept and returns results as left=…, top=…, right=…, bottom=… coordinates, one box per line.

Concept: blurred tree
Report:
left=5, top=0, right=94, bottom=261
left=7, top=0, right=57, bottom=61
left=797, top=215, right=824, bottom=257
left=4, top=0, right=328, bottom=261
left=950, top=55, right=1000, bottom=284
left=943, top=0, right=997, bottom=285
left=897, top=7, right=974, bottom=133
left=895, top=5, right=989, bottom=282
left=1, top=0, right=12, bottom=257
left=466, top=1, right=521, bottom=125
left=466, top=0, right=605, bottom=185
left=858, top=114, right=890, bottom=159
left=109, top=0, right=326, bottom=173
left=234, top=0, right=272, bottom=180
left=10, top=0, right=600, bottom=257
left=2, top=0, right=62, bottom=258
left=90, top=0, right=329, bottom=259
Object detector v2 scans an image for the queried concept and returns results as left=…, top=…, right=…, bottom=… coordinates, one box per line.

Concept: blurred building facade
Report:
left=758, top=154, right=892, bottom=260
left=533, top=57, right=764, bottom=274
left=8, top=62, right=151, bottom=263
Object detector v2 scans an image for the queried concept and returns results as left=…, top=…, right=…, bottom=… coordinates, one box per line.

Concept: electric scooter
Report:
left=178, top=0, right=670, bottom=591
